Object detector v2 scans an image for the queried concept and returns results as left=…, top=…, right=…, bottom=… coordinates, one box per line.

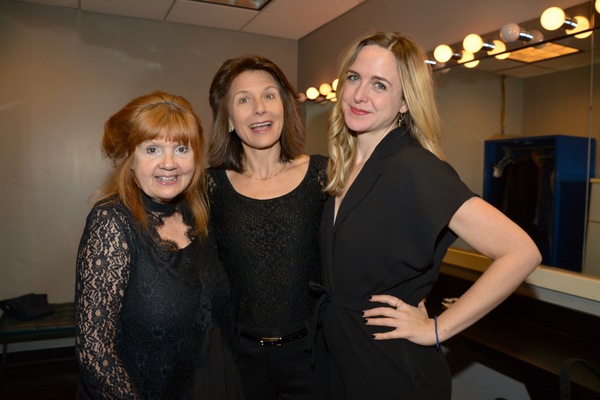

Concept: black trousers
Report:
left=236, top=326, right=329, bottom=400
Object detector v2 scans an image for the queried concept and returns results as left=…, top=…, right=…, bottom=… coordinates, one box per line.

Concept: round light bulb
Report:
left=596, top=0, right=600, bottom=14
left=434, top=44, right=453, bottom=63
left=567, top=16, right=592, bottom=39
left=463, top=34, right=483, bottom=53
left=319, top=83, right=332, bottom=96
left=458, top=51, right=479, bottom=68
left=500, top=23, right=521, bottom=42
left=464, top=59, right=480, bottom=69
left=487, top=40, right=510, bottom=60
left=458, top=50, right=471, bottom=63
left=306, top=87, right=319, bottom=100
left=530, top=30, right=546, bottom=49
left=332, top=78, right=339, bottom=91
left=541, top=7, right=566, bottom=31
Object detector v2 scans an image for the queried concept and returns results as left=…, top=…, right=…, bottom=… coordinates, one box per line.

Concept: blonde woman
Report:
left=320, top=32, right=541, bottom=399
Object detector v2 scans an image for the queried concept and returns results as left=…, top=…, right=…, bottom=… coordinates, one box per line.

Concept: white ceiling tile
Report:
left=81, top=0, right=175, bottom=20
left=242, top=12, right=322, bottom=39
left=14, top=0, right=366, bottom=39
left=167, top=1, right=259, bottom=30
left=263, top=0, right=364, bottom=22
left=16, top=0, right=78, bottom=7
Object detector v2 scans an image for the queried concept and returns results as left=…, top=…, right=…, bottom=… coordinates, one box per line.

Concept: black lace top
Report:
left=207, top=155, right=328, bottom=330
left=75, top=195, right=235, bottom=399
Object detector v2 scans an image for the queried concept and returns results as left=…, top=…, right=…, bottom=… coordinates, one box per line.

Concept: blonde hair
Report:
left=97, top=91, right=209, bottom=235
left=325, top=32, right=445, bottom=196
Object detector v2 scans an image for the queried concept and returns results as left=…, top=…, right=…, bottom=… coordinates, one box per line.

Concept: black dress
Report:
left=320, top=128, right=475, bottom=399
left=75, top=195, right=243, bottom=400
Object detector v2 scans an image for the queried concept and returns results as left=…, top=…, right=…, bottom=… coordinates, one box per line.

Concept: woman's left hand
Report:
left=363, top=294, right=435, bottom=346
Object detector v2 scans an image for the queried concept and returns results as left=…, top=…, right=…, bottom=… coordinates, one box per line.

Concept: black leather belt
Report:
left=240, top=328, right=307, bottom=347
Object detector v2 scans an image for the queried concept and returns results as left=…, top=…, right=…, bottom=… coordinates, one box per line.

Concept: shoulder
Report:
left=307, top=154, right=329, bottom=189
left=309, top=154, right=328, bottom=170
left=389, top=136, right=460, bottom=180
left=85, top=198, right=132, bottom=230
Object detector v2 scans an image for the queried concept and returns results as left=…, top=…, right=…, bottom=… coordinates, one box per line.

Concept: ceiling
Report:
left=14, top=0, right=367, bottom=40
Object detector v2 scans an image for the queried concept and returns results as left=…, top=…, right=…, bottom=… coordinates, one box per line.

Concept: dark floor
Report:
left=0, top=347, right=78, bottom=400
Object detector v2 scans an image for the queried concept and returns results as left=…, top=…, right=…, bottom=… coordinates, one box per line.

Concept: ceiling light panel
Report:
left=190, top=0, right=271, bottom=10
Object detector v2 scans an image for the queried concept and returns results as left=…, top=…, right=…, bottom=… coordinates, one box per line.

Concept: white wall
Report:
left=0, top=0, right=298, bottom=303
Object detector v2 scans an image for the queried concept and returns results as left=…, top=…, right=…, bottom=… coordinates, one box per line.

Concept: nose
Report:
left=253, top=98, right=266, bottom=115
left=353, top=83, right=367, bottom=103
left=161, top=151, right=176, bottom=170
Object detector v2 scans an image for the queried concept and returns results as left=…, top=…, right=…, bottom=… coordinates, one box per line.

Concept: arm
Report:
left=75, top=206, right=139, bottom=399
left=365, top=197, right=541, bottom=345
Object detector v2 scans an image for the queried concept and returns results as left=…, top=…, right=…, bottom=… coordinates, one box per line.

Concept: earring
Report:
left=397, top=112, right=407, bottom=127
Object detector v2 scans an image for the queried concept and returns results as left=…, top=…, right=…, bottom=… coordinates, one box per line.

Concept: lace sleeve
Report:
left=75, top=204, right=139, bottom=400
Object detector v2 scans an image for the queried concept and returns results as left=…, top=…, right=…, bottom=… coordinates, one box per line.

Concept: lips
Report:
left=156, top=176, right=177, bottom=183
left=250, top=121, right=272, bottom=130
left=350, top=106, right=369, bottom=116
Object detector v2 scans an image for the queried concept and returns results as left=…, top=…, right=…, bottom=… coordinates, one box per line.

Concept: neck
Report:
left=242, top=160, right=287, bottom=180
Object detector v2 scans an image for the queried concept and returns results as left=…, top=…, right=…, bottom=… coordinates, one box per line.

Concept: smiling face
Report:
left=228, top=70, right=284, bottom=152
left=131, top=139, right=195, bottom=203
left=341, top=45, right=408, bottom=137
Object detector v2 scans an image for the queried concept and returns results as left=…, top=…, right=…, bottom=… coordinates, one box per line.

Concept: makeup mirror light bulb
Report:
left=306, top=87, right=319, bottom=100
left=500, top=23, right=521, bottom=42
left=531, top=30, right=546, bottom=49
left=434, top=44, right=453, bottom=63
left=463, top=34, right=483, bottom=53
left=319, top=83, right=332, bottom=96
left=487, top=40, right=510, bottom=60
left=541, top=7, right=566, bottom=31
left=567, top=16, right=592, bottom=39
left=332, top=78, right=339, bottom=91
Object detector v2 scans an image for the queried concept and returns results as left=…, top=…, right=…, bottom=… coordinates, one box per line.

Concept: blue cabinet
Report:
left=483, top=135, right=596, bottom=272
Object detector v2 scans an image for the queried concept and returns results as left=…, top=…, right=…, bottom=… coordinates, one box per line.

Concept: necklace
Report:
left=243, top=162, right=287, bottom=181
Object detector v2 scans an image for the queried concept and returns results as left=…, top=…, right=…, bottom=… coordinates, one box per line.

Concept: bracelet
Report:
left=434, top=315, right=441, bottom=351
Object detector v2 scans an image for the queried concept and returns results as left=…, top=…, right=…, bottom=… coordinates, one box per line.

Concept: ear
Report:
left=228, top=117, right=235, bottom=133
left=399, top=100, right=409, bottom=114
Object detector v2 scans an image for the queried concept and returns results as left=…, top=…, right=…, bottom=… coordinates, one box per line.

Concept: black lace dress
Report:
left=75, top=195, right=243, bottom=400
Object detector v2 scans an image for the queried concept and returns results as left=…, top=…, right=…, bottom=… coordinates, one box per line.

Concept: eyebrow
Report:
left=347, top=69, right=392, bottom=86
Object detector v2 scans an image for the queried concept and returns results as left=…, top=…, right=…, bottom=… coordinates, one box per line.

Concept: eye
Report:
left=346, top=73, right=359, bottom=82
left=265, top=93, right=276, bottom=100
left=145, top=145, right=161, bottom=155
left=175, top=145, right=189, bottom=154
left=237, top=96, right=250, bottom=104
left=374, top=81, right=387, bottom=90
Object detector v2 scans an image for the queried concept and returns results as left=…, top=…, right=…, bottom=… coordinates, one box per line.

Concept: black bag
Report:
left=0, top=293, right=55, bottom=320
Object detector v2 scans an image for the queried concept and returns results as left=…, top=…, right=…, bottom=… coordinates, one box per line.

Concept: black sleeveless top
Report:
left=207, top=155, right=328, bottom=330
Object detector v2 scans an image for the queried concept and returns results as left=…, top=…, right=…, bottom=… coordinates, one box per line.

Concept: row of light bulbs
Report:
left=432, top=3, right=598, bottom=69
left=304, top=2, right=599, bottom=101
left=304, top=78, right=339, bottom=103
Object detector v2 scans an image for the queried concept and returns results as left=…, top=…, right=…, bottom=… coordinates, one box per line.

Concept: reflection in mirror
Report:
left=433, top=1, right=598, bottom=278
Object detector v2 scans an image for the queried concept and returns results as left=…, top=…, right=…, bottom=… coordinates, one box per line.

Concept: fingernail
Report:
left=364, top=319, right=368, bottom=324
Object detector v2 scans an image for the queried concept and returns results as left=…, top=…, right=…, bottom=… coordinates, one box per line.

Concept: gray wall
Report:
left=0, top=0, right=297, bottom=303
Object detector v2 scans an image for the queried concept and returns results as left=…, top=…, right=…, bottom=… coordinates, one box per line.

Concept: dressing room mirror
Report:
left=431, top=1, right=600, bottom=291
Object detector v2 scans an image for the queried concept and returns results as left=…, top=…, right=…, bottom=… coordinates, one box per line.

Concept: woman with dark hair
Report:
left=207, top=55, right=329, bottom=399
left=321, top=32, right=541, bottom=399
left=75, top=91, right=243, bottom=399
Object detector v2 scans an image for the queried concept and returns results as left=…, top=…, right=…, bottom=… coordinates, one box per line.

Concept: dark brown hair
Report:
left=208, top=54, right=304, bottom=171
